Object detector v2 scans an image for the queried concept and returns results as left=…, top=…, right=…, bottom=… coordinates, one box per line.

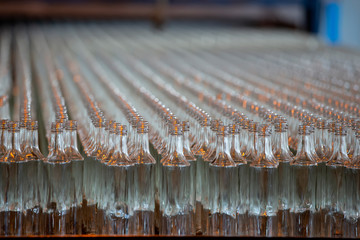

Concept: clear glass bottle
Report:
left=64, top=120, right=83, bottom=234
left=86, top=119, right=105, bottom=234
left=23, top=121, right=44, bottom=235
left=324, top=124, right=350, bottom=237
left=208, top=125, right=237, bottom=236
left=201, top=120, right=222, bottom=235
left=160, top=124, right=194, bottom=235
left=43, top=122, right=72, bottom=235
left=273, top=121, right=292, bottom=237
left=343, top=129, right=360, bottom=238
left=181, top=121, right=197, bottom=234
left=106, top=124, right=134, bottom=234
left=0, top=119, right=8, bottom=235
left=3, top=121, right=25, bottom=236
left=314, top=118, right=329, bottom=237
left=249, top=124, right=278, bottom=237
left=129, top=121, right=156, bottom=235
left=290, top=124, right=317, bottom=237
left=229, top=123, right=248, bottom=236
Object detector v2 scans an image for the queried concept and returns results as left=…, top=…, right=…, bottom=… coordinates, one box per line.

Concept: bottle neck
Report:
left=350, top=137, right=360, bottom=167
left=30, top=129, right=40, bottom=148
left=0, top=128, right=6, bottom=148
left=169, top=134, right=184, bottom=155
left=316, top=128, right=327, bottom=148
left=215, top=134, right=231, bottom=157
left=183, top=131, right=191, bottom=152
left=231, top=132, right=240, bottom=153
left=138, top=132, right=150, bottom=154
left=121, top=135, right=128, bottom=155
left=50, top=131, right=65, bottom=152
left=65, top=130, right=78, bottom=149
left=20, top=127, right=27, bottom=147
left=297, top=134, right=312, bottom=155
left=256, top=135, right=275, bottom=162
left=329, top=134, right=350, bottom=165
left=293, top=133, right=317, bottom=165
left=9, top=131, right=21, bottom=151
left=247, top=131, right=258, bottom=154
left=96, top=127, right=105, bottom=145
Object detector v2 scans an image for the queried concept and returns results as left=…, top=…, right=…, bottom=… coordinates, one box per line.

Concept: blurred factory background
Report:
left=0, top=0, right=359, bottom=49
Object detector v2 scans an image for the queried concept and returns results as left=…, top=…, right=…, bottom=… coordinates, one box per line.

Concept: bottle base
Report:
left=248, top=214, right=278, bottom=237
left=160, top=212, right=195, bottom=236
left=208, top=212, right=236, bottom=236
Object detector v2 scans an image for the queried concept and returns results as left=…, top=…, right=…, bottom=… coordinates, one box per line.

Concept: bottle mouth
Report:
left=217, top=125, right=229, bottom=136
left=229, top=123, right=240, bottom=134
left=26, top=120, right=39, bottom=130
left=334, top=125, right=347, bottom=136
left=182, top=121, right=190, bottom=132
left=274, top=122, right=288, bottom=133
left=248, top=122, right=259, bottom=133
left=168, top=123, right=182, bottom=135
left=0, top=119, right=8, bottom=130
left=8, top=121, right=20, bottom=132
left=65, top=120, right=78, bottom=131
left=51, top=122, right=64, bottom=133
left=116, top=124, right=127, bottom=136
left=297, top=124, right=311, bottom=135
left=137, top=120, right=149, bottom=133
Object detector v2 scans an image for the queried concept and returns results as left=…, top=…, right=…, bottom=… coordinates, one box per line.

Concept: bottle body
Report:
left=291, top=164, right=317, bottom=237
left=249, top=166, right=278, bottom=237
left=208, top=165, right=237, bottom=236
left=160, top=165, right=194, bottom=235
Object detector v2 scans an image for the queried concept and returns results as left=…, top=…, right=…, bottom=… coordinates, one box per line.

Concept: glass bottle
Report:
left=314, top=118, right=329, bottom=237
left=106, top=124, right=134, bottom=234
left=229, top=123, right=248, bottom=236
left=273, top=121, right=292, bottom=237
left=343, top=129, right=360, bottom=238
left=201, top=120, right=222, bottom=235
left=43, top=122, right=72, bottom=235
left=130, top=121, right=156, bottom=235
left=85, top=119, right=105, bottom=234
left=64, top=120, right=83, bottom=234
left=160, top=124, right=194, bottom=235
left=181, top=121, right=197, bottom=234
left=249, top=124, right=278, bottom=237
left=3, top=121, right=25, bottom=236
left=290, top=124, right=317, bottom=237
left=23, top=121, right=44, bottom=235
left=324, top=124, right=350, bottom=237
left=0, top=119, right=8, bottom=235
left=208, top=125, right=237, bottom=236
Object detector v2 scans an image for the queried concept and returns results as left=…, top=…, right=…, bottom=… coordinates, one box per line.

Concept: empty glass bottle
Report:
left=106, top=124, right=134, bottom=234
left=43, top=122, right=72, bottom=235
left=291, top=124, right=317, bottom=237
left=229, top=123, right=248, bottom=236
left=249, top=124, right=278, bottom=237
left=130, top=121, right=156, bottom=235
left=324, top=124, right=351, bottom=237
left=208, top=125, right=237, bottom=236
left=64, top=120, right=83, bottom=234
left=160, top=124, right=194, bottom=235
left=343, top=129, right=360, bottom=238
left=0, top=119, right=8, bottom=235
left=22, top=121, right=44, bottom=235
left=273, top=121, right=292, bottom=237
